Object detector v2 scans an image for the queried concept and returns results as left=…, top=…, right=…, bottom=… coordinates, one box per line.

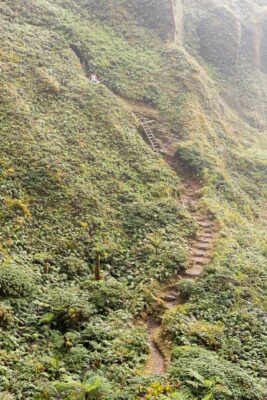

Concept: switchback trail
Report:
left=145, top=160, right=218, bottom=375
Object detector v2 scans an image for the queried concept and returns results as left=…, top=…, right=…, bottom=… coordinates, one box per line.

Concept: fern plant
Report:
left=38, top=375, right=106, bottom=400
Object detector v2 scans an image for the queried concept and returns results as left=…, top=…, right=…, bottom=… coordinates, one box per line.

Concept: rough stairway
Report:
left=145, top=170, right=217, bottom=375
left=105, top=94, right=218, bottom=375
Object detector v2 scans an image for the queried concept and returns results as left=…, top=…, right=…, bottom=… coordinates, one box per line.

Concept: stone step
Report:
left=200, top=230, right=213, bottom=235
left=186, top=265, right=203, bottom=277
left=162, top=294, right=177, bottom=302
left=200, top=230, right=214, bottom=235
left=194, top=216, right=206, bottom=221
left=167, top=290, right=178, bottom=296
left=196, top=217, right=211, bottom=222
left=195, top=218, right=212, bottom=224
left=197, top=223, right=212, bottom=228
left=198, top=222, right=212, bottom=228
left=191, top=249, right=207, bottom=257
left=199, top=236, right=213, bottom=242
left=195, top=242, right=213, bottom=250
left=197, top=237, right=212, bottom=243
left=193, top=256, right=209, bottom=264
left=200, top=235, right=213, bottom=240
left=200, top=224, right=213, bottom=230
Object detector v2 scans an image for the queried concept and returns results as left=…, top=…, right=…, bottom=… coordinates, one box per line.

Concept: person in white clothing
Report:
left=90, top=73, right=99, bottom=83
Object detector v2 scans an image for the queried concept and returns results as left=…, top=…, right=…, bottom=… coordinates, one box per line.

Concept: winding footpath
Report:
left=109, top=97, right=219, bottom=375
left=145, top=168, right=218, bottom=375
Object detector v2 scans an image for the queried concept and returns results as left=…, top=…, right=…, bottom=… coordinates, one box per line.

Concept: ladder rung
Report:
left=140, top=118, right=161, bottom=153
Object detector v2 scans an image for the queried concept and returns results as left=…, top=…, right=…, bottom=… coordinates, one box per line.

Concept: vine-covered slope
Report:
left=0, top=1, right=266, bottom=399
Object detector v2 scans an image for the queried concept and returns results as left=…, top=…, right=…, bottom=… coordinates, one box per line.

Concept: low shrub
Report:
left=0, top=303, right=13, bottom=327
left=0, top=261, right=36, bottom=297
left=40, top=288, right=93, bottom=331
left=60, top=256, right=89, bottom=279
left=82, top=278, right=136, bottom=314
left=38, top=69, right=61, bottom=95
left=38, top=375, right=112, bottom=400
left=171, top=346, right=266, bottom=400
left=175, top=145, right=212, bottom=175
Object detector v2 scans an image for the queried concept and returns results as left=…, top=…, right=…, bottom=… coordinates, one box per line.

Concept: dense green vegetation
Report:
left=0, top=0, right=266, bottom=399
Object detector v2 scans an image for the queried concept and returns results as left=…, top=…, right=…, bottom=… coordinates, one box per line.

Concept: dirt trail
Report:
left=146, top=162, right=217, bottom=375
left=145, top=318, right=165, bottom=374
left=108, top=92, right=218, bottom=374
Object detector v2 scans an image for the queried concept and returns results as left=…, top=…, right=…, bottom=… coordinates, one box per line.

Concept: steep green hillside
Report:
left=0, top=1, right=266, bottom=399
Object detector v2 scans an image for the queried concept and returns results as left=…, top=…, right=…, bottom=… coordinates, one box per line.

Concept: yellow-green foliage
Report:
left=38, top=68, right=61, bottom=94
left=0, top=1, right=266, bottom=399
left=4, top=197, right=31, bottom=218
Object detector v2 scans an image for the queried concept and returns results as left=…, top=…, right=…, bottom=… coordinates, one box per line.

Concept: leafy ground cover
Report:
left=0, top=0, right=266, bottom=399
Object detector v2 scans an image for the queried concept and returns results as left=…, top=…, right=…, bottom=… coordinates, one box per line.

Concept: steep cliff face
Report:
left=132, top=0, right=180, bottom=41
left=173, top=0, right=184, bottom=43
left=182, top=0, right=267, bottom=128
left=196, top=3, right=241, bottom=73
left=234, top=0, right=260, bottom=66
left=260, top=9, right=267, bottom=72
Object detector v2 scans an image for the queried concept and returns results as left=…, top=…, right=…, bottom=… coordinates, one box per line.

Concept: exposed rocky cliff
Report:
left=132, top=0, right=182, bottom=41
left=180, top=0, right=267, bottom=128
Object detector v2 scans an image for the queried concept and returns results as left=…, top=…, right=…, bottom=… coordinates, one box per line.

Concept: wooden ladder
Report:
left=140, top=118, right=161, bottom=152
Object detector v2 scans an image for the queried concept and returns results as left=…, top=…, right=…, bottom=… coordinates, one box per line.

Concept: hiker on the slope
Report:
left=90, top=73, right=99, bottom=83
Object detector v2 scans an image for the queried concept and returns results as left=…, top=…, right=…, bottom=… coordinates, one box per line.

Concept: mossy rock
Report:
left=197, top=4, right=241, bottom=73
left=130, top=0, right=177, bottom=41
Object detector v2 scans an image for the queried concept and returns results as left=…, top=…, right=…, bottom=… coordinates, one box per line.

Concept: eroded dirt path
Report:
left=145, top=170, right=217, bottom=375
left=145, top=318, right=165, bottom=374
left=110, top=95, right=218, bottom=375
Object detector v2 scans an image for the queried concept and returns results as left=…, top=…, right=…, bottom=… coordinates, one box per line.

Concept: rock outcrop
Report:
left=196, top=3, right=241, bottom=73
left=260, top=9, right=267, bottom=73
left=173, top=0, right=184, bottom=43
left=133, top=0, right=183, bottom=42
left=182, top=0, right=267, bottom=128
